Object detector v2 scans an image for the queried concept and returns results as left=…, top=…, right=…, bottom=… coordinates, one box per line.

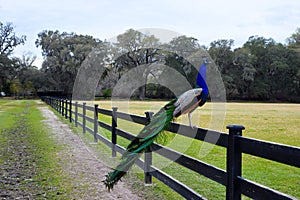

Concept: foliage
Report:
left=101, top=30, right=300, bottom=102
left=207, top=35, right=300, bottom=101
left=0, top=22, right=39, bottom=97
left=101, top=88, right=112, bottom=98
left=0, top=22, right=24, bottom=93
left=0, top=22, right=26, bottom=55
left=164, top=35, right=201, bottom=58
left=287, top=27, right=300, bottom=51
left=113, top=29, right=161, bottom=100
left=9, top=78, right=21, bottom=97
left=1, top=21, right=300, bottom=102
left=106, top=33, right=204, bottom=99
left=35, top=30, right=102, bottom=94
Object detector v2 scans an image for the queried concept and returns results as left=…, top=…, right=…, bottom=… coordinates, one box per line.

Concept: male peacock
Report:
left=103, top=62, right=209, bottom=191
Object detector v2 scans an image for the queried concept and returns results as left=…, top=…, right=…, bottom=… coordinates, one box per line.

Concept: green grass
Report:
left=76, top=100, right=300, bottom=199
left=0, top=100, right=22, bottom=167
left=25, top=101, right=72, bottom=198
left=0, top=100, right=72, bottom=198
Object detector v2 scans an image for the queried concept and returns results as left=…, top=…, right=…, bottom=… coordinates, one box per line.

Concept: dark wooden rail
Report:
left=42, top=96, right=299, bottom=200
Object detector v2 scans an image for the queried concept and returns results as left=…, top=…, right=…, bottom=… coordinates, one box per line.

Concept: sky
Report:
left=1, top=0, right=300, bottom=68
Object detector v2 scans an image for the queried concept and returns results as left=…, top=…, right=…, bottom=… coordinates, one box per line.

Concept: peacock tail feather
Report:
left=103, top=98, right=177, bottom=191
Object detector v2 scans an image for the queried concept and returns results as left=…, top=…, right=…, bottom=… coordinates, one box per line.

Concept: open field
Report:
left=82, top=100, right=300, bottom=199
left=87, top=100, right=300, bottom=145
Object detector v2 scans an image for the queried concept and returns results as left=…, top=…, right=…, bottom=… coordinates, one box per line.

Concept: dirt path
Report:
left=38, top=103, right=143, bottom=200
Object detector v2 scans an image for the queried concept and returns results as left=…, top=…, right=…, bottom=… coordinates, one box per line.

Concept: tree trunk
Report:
left=139, top=85, right=145, bottom=100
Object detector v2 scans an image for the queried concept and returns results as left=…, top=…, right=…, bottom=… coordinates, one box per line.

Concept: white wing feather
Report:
left=173, top=88, right=202, bottom=117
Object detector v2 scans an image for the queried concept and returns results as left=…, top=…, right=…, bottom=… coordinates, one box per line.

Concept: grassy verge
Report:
left=0, top=100, right=71, bottom=199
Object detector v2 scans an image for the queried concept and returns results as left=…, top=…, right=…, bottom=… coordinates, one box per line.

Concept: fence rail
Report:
left=42, top=96, right=299, bottom=200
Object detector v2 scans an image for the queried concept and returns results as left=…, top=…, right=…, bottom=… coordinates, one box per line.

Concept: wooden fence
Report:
left=42, top=96, right=300, bottom=200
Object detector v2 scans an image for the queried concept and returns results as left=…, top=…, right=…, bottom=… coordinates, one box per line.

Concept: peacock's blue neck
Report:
left=196, top=63, right=209, bottom=94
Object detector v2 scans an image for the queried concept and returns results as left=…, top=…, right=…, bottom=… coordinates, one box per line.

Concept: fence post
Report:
left=111, top=107, right=118, bottom=157
left=75, top=101, right=78, bottom=127
left=53, top=98, right=56, bottom=110
left=226, top=125, right=245, bottom=200
left=56, top=98, right=59, bottom=111
left=94, top=104, right=99, bottom=143
left=54, top=98, right=56, bottom=109
left=83, top=102, right=86, bottom=134
left=50, top=97, right=53, bottom=108
left=51, top=97, right=53, bottom=109
left=144, top=111, right=154, bottom=185
left=65, top=99, right=68, bottom=119
left=69, top=100, right=72, bottom=123
left=61, top=99, right=65, bottom=116
left=59, top=99, right=62, bottom=114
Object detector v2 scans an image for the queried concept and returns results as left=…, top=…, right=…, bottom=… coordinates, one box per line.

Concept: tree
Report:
left=10, top=78, right=22, bottom=98
left=36, top=30, right=102, bottom=94
left=241, top=36, right=300, bottom=101
left=0, top=22, right=27, bottom=93
left=287, top=27, right=300, bottom=51
left=209, top=39, right=234, bottom=72
left=24, top=80, right=35, bottom=97
left=114, top=29, right=161, bottom=100
left=12, top=52, right=42, bottom=97
left=241, top=36, right=273, bottom=99
left=165, top=35, right=201, bottom=58
left=232, top=47, right=257, bottom=98
left=14, top=52, right=36, bottom=79
left=164, top=36, right=204, bottom=89
left=0, top=54, right=14, bottom=92
left=0, top=22, right=26, bottom=55
left=287, top=28, right=300, bottom=100
left=208, top=39, right=235, bottom=97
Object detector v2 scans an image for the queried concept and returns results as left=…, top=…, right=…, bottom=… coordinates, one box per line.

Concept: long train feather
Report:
left=103, top=99, right=177, bottom=191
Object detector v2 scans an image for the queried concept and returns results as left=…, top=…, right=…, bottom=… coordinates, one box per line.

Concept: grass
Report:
left=0, top=100, right=72, bottom=198
left=77, top=100, right=300, bottom=199
left=0, top=100, right=21, bottom=167
left=9, top=99, right=300, bottom=199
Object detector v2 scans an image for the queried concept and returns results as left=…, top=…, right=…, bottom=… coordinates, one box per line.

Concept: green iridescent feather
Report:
left=103, top=98, right=177, bottom=191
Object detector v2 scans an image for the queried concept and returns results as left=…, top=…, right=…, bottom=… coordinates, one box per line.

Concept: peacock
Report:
left=103, top=61, right=209, bottom=191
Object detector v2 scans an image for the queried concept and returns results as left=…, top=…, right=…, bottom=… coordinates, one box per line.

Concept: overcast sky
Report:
left=1, top=0, right=300, bottom=68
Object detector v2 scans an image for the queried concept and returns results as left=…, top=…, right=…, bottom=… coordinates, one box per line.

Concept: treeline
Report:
left=208, top=37, right=300, bottom=102
left=1, top=21, right=300, bottom=102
